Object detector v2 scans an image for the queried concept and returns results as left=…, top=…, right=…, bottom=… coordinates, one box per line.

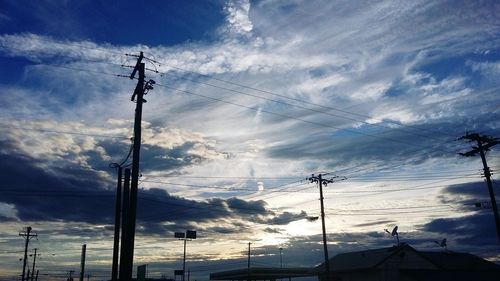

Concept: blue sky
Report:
left=1, top=0, right=500, bottom=280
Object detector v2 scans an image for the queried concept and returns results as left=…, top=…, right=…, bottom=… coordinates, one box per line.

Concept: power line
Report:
left=154, top=82, right=449, bottom=151
left=0, top=123, right=129, bottom=140
left=148, top=61, right=472, bottom=140
left=0, top=55, right=129, bottom=78
left=155, top=70, right=451, bottom=144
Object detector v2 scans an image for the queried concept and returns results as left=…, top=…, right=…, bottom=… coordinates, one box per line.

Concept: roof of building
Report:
left=316, top=243, right=500, bottom=273
left=210, top=267, right=316, bottom=280
left=419, top=251, right=500, bottom=271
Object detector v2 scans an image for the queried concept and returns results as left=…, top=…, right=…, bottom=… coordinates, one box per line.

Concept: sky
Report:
left=0, top=0, right=500, bottom=280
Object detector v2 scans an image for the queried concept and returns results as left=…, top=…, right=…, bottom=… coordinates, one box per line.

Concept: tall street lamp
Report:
left=175, top=230, right=197, bottom=281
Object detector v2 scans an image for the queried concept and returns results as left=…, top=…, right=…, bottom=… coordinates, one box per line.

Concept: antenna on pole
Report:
left=434, top=238, right=447, bottom=251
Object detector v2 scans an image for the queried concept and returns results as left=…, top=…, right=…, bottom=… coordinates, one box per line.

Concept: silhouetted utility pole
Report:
left=247, top=242, right=251, bottom=269
left=30, top=248, right=38, bottom=281
left=80, top=244, right=86, bottom=281
left=308, top=174, right=341, bottom=281
left=459, top=133, right=500, bottom=243
left=19, top=226, right=37, bottom=281
left=119, top=168, right=131, bottom=279
left=111, top=166, right=122, bottom=281
left=119, top=51, right=155, bottom=281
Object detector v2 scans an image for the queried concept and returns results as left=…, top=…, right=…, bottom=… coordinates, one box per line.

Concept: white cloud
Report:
left=223, top=0, right=254, bottom=35
left=350, top=82, right=392, bottom=101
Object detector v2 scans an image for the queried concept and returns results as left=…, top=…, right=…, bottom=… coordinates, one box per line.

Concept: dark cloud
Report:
left=0, top=142, right=309, bottom=236
left=353, top=219, right=396, bottom=228
left=0, top=142, right=115, bottom=224
left=265, top=112, right=499, bottom=169
left=139, top=142, right=206, bottom=172
left=420, top=212, right=497, bottom=246
left=438, top=181, right=492, bottom=202
left=97, top=140, right=209, bottom=173
left=264, top=210, right=309, bottom=225
left=263, top=227, right=283, bottom=234
left=416, top=211, right=499, bottom=260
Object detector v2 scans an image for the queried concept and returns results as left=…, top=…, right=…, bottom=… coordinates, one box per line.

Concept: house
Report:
left=315, top=243, right=500, bottom=281
left=210, top=267, right=316, bottom=281
left=210, top=244, right=500, bottom=281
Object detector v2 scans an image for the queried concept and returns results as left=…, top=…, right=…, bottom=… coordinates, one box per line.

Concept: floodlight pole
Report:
left=175, top=231, right=196, bottom=281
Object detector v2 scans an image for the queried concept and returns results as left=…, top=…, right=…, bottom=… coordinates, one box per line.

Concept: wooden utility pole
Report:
left=127, top=53, right=145, bottom=280
left=80, top=244, right=86, bottom=281
left=111, top=166, right=122, bottom=281
left=459, top=133, right=500, bottom=243
left=308, top=174, right=344, bottom=281
left=120, top=51, right=155, bottom=280
left=119, top=168, right=131, bottom=279
left=247, top=242, right=251, bottom=269
left=30, top=248, right=38, bottom=281
left=19, top=226, right=37, bottom=281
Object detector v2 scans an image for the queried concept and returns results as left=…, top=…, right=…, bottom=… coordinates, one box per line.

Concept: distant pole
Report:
left=35, top=270, right=39, bottom=281
left=308, top=174, right=337, bottom=281
left=119, top=168, right=131, bottom=279
left=279, top=247, right=283, bottom=268
left=80, top=244, right=86, bottom=281
left=111, top=166, right=122, bottom=281
left=247, top=242, right=251, bottom=269
left=30, top=248, right=37, bottom=281
left=459, top=133, right=500, bottom=243
left=182, top=239, right=187, bottom=281
left=19, top=226, right=37, bottom=281
left=247, top=242, right=251, bottom=281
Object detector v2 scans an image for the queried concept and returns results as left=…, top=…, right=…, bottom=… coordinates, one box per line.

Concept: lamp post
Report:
left=175, top=230, right=197, bottom=281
